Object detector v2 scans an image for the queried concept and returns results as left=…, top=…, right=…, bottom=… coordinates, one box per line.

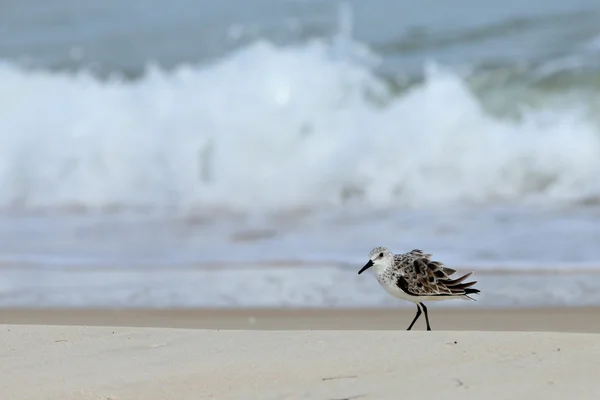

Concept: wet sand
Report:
left=1, top=306, right=599, bottom=332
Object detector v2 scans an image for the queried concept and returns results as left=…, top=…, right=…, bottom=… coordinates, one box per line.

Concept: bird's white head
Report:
left=358, top=246, right=394, bottom=276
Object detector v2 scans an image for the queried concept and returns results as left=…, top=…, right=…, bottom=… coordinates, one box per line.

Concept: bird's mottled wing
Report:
left=394, top=249, right=479, bottom=297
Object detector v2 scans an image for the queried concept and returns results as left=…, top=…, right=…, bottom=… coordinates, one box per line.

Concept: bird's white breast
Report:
left=375, top=272, right=419, bottom=303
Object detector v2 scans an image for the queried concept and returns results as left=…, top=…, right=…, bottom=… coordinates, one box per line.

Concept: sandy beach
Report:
left=1, top=307, right=600, bottom=399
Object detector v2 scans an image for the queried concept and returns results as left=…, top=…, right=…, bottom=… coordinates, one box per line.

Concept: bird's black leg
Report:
left=406, top=303, right=422, bottom=331
left=420, top=302, right=431, bottom=331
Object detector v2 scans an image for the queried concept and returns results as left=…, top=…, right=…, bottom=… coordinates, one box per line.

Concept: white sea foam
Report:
left=1, top=38, right=600, bottom=213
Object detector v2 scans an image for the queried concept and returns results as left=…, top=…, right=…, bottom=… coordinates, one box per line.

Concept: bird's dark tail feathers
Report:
left=462, top=287, right=481, bottom=301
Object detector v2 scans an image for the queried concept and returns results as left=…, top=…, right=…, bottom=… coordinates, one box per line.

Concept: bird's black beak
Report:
left=358, top=260, right=374, bottom=275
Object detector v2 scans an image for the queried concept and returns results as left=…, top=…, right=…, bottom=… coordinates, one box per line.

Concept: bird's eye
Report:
left=379, top=252, right=384, bottom=258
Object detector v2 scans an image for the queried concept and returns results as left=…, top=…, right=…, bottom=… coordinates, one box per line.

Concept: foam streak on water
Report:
left=0, top=207, right=599, bottom=308
left=3, top=265, right=600, bottom=309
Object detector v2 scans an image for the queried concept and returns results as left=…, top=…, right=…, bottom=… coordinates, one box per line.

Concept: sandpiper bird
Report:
left=358, top=246, right=480, bottom=331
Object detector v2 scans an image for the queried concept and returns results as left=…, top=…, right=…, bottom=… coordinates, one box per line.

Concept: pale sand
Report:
left=2, top=324, right=600, bottom=400
left=2, top=308, right=600, bottom=399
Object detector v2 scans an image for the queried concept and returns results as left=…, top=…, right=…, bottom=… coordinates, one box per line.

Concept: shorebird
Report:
left=358, top=246, right=480, bottom=331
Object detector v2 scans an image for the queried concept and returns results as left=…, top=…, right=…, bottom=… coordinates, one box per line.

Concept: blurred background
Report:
left=1, top=0, right=600, bottom=309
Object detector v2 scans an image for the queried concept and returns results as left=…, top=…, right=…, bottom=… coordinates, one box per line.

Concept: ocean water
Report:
left=1, top=0, right=600, bottom=308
